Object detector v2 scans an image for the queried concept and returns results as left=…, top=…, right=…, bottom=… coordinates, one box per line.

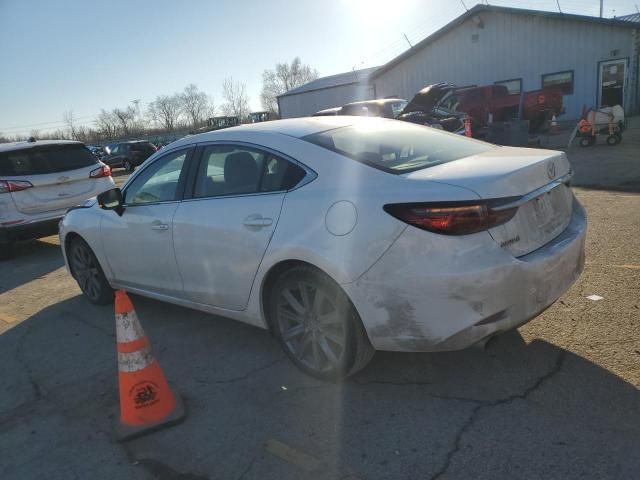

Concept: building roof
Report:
left=617, top=13, right=640, bottom=22
left=372, top=4, right=639, bottom=79
left=278, top=66, right=380, bottom=98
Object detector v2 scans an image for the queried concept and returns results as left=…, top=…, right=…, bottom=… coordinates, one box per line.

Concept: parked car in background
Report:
left=400, top=83, right=564, bottom=133
left=0, top=139, right=114, bottom=259
left=339, top=98, right=408, bottom=119
left=101, top=140, right=157, bottom=172
left=60, top=117, right=585, bottom=380
left=87, top=145, right=106, bottom=160
left=312, top=107, right=342, bottom=116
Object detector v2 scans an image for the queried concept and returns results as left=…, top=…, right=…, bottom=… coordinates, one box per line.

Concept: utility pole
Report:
left=599, top=0, right=603, bottom=18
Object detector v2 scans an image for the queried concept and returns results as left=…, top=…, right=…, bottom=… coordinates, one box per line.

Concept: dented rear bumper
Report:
left=343, top=199, right=586, bottom=352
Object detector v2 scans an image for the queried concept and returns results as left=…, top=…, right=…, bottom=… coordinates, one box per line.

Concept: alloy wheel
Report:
left=276, top=281, right=346, bottom=373
left=70, top=243, right=103, bottom=302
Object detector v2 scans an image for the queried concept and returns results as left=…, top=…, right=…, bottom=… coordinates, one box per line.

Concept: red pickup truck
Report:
left=400, top=83, right=564, bottom=133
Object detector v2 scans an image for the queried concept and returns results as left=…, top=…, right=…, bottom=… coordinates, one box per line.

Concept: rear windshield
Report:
left=303, top=121, right=495, bottom=174
left=0, top=144, right=98, bottom=176
left=130, top=142, right=155, bottom=153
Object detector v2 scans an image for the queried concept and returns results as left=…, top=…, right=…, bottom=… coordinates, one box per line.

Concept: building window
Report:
left=542, top=70, right=574, bottom=94
left=495, top=78, right=522, bottom=95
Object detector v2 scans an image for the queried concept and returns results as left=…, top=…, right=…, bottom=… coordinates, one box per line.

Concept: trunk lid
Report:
left=404, top=147, right=573, bottom=256
left=10, top=166, right=104, bottom=214
left=0, top=143, right=102, bottom=215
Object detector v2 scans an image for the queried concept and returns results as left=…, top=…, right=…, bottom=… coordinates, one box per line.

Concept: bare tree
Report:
left=260, top=57, right=318, bottom=114
left=148, top=94, right=183, bottom=131
left=95, top=109, right=119, bottom=140
left=63, top=110, right=77, bottom=139
left=221, top=77, right=250, bottom=120
left=180, top=84, right=213, bottom=128
left=113, top=106, right=137, bottom=137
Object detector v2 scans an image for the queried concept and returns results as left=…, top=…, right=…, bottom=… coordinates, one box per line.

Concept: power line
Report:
left=0, top=113, right=99, bottom=132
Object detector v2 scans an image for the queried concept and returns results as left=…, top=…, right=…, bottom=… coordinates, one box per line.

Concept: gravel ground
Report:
left=0, top=143, right=638, bottom=479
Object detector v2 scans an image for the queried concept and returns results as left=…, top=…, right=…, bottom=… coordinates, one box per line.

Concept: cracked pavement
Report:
left=1, top=143, right=639, bottom=479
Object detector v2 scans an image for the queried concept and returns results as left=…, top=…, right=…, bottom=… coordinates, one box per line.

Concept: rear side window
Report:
left=130, top=142, right=155, bottom=153
left=0, top=144, right=98, bottom=176
left=193, top=145, right=306, bottom=198
left=303, top=121, right=495, bottom=174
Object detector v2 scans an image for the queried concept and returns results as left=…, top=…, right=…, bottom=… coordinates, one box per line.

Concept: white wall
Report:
left=279, top=83, right=375, bottom=118
left=373, top=11, right=637, bottom=119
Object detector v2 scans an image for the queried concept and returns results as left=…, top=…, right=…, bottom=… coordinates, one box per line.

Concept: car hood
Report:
left=400, top=83, right=456, bottom=115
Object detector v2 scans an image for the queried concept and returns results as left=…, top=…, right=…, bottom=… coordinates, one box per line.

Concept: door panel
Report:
left=100, top=147, right=191, bottom=296
left=173, top=193, right=285, bottom=309
left=102, top=203, right=182, bottom=295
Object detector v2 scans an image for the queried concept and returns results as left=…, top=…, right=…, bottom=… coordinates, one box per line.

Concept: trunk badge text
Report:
left=56, top=176, right=70, bottom=184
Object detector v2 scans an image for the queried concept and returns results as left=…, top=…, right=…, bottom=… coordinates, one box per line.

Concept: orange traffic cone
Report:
left=114, top=290, right=185, bottom=441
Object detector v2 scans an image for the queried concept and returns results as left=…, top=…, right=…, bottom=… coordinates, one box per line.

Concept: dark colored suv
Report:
left=102, top=141, right=157, bottom=172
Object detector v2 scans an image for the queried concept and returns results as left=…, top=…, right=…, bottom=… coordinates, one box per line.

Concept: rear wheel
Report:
left=269, top=266, right=374, bottom=381
left=68, top=237, right=113, bottom=305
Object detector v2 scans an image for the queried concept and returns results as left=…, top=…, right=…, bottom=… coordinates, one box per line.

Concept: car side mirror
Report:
left=97, top=188, right=124, bottom=216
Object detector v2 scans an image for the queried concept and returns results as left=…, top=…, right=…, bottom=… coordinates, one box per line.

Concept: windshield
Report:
left=303, top=121, right=495, bottom=174
left=0, top=144, right=98, bottom=175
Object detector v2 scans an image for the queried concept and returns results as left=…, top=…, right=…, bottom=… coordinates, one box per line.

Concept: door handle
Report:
left=151, top=222, right=169, bottom=231
left=243, top=214, right=272, bottom=228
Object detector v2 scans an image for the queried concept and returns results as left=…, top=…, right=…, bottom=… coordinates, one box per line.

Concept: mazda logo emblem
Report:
left=547, top=162, right=556, bottom=180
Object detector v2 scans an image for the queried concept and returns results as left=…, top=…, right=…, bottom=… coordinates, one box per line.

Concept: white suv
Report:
left=0, top=139, right=115, bottom=259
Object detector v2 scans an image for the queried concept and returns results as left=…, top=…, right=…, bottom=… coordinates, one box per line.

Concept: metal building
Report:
left=280, top=5, right=639, bottom=120
left=277, top=67, right=378, bottom=118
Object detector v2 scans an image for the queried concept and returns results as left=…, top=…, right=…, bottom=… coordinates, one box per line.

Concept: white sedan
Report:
left=60, top=117, right=586, bottom=380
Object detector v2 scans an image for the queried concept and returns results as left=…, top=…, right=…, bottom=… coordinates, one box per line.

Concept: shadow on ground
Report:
left=0, top=239, right=63, bottom=294
left=1, top=295, right=639, bottom=480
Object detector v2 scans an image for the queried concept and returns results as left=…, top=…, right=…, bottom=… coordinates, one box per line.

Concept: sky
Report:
left=0, top=0, right=636, bottom=136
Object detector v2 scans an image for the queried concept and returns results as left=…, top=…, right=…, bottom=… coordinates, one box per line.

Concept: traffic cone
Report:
left=114, top=290, right=185, bottom=441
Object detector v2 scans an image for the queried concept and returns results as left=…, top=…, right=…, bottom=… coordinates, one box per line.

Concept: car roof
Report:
left=344, top=98, right=406, bottom=107
left=0, top=139, right=84, bottom=153
left=170, top=116, right=400, bottom=148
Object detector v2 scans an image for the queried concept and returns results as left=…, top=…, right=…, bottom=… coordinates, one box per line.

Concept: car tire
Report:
left=68, top=237, right=113, bottom=305
left=269, top=265, right=375, bottom=381
left=123, top=160, right=134, bottom=172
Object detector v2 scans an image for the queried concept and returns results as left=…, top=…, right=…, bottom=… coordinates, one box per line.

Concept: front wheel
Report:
left=68, top=237, right=113, bottom=305
left=123, top=160, right=134, bottom=172
left=269, top=266, right=374, bottom=381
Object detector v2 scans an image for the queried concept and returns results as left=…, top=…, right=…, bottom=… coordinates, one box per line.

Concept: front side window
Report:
left=193, top=145, right=306, bottom=198
left=304, top=120, right=495, bottom=174
left=124, top=149, right=188, bottom=204
left=542, top=71, right=574, bottom=94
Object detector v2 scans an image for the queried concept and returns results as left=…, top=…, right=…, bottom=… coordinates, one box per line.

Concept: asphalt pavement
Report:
left=1, top=136, right=639, bottom=480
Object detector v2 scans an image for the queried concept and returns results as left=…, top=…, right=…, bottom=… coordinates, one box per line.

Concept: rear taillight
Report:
left=383, top=202, right=518, bottom=235
left=537, top=94, right=546, bottom=104
left=90, top=165, right=112, bottom=178
left=0, top=180, right=34, bottom=194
